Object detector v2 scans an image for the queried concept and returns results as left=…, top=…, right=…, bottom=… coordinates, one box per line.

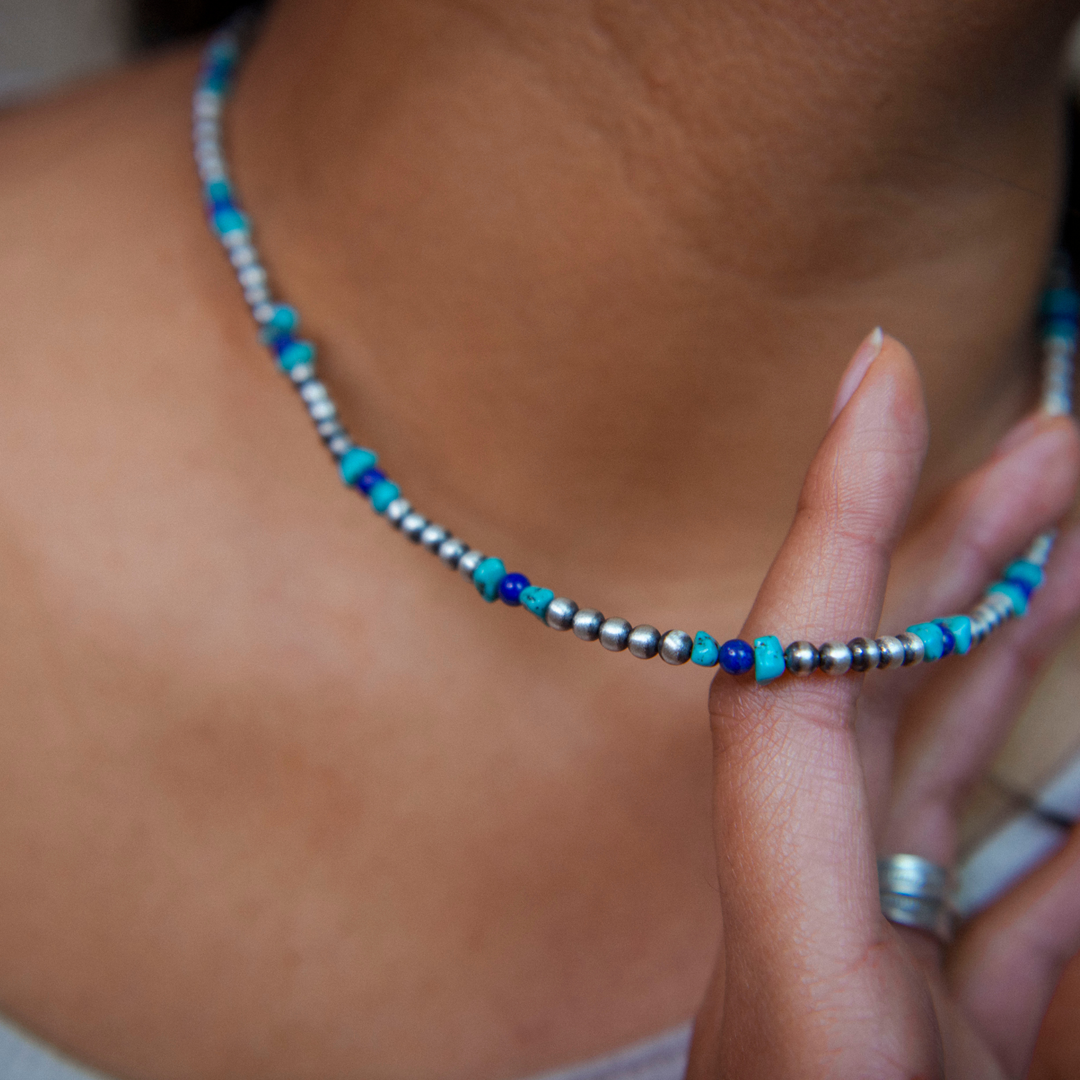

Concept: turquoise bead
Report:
left=907, top=622, right=944, bottom=661
left=339, top=448, right=378, bottom=485
left=987, top=580, right=1029, bottom=617
left=753, top=636, right=785, bottom=683
left=369, top=480, right=400, bottom=512
left=212, top=207, right=248, bottom=236
left=472, top=557, right=507, bottom=603
left=1003, top=560, right=1044, bottom=592
left=278, top=340, right=315, bottom=371
left=937, top=615, right=972, bottom=655
left=691, top=631, right=720, bottom=667
left=520, top=586, right=554, bottom=621
left=269, top=305, right=299, bottom=333
left=206, top=179, right=232, bottom=204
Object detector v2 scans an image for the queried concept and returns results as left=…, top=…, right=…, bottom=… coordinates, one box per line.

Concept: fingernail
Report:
left=830, top=327, right=884, bottom=423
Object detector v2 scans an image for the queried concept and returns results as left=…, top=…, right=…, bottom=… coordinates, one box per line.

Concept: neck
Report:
left=224, top=0, right=1077, bottom=614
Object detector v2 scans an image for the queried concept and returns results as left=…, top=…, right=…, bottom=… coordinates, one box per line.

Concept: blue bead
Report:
left=357, top=467, right=385, bottom=494
left=339, top=447, right=378, bottom=485
left=987, top=580, right=1029, bottom=617
left=369, top=480, right=400, bottom=513
left=691, top=631, right=720, bottom=667
left=205, top=179, right=232, bottom=206
left=938, top=615, right=972, bottom=655
left=212, top=207, right=248, bottom=236
left=718, top=639, right=754, bottom=675
left=937, top=623, right=955, bottom=657
left=473, top=557, right=507, bottom=603
left=520, top=586, right=554, bottom=620
left=1043, top=316, right=1078, bottom=341
left=907, top=622, right=944, bottom=661
left=278, top=340, right=316, bottom=372
left=499, top=572, right=530, bottom=606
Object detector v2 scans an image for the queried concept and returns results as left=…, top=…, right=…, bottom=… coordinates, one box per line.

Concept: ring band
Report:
left=878, top=854, right=955, bottom=944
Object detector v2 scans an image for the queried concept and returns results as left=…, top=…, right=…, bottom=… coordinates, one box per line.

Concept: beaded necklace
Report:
left=192, top=24, right=1078, bottom=683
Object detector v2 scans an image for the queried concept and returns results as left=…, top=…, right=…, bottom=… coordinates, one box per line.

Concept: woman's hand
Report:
left=687, top=334, right=1080, bottom=1078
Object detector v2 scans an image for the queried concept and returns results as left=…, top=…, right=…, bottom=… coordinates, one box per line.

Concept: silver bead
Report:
left=971, top=603, right=1000, bottom=633
left=457, top=549, right=484, bottom=580
left=229, top=244, right=257, bottom=269
left=288, top=363, right=315, bottom=384
left=316, top=419, right=342, bottom=439
left=328, top=435, right=352, bottom=457
left=238, top=265, right=267, bottom=289
left=896, top=631, right=925, bottom=665
left=599, top=617, right=632, bottom=652
left=818, top=641, right=852, bottom=675
left=420, top=524, right=449, bottom=552
left=400, top=512, right=427, bottom=541
left=627, top=624, right=661, bottom=659
left=545, top=597, right=578, bottom=631
left=875, top=635, right=906, bottom=669
left=252, top=302, right=276, bottom=324
left=985, top=590, right=1014, bottom=620
left=572, top=608, right=605, bottom=642
left=847, top=637, right=881, bottom=672
left=309, top=400, right=337, bottom=422
left=299, top=380, right=328, bottom=404
left=385, top=497, right=412, bottom=525
left=659, top=629, right=694, bottom=665
left=243, top=284, right=270, bottom=306
left=784, top=640, right=819, bottom=676
left=439, top=538, right=468, bottom=569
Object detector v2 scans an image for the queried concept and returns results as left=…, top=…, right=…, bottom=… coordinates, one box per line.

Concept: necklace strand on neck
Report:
left=192, top=23, right=1077, bottom=682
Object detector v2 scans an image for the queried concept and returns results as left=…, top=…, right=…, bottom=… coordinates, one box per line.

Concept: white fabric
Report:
left=0, top=1014, right=691, bottom=1080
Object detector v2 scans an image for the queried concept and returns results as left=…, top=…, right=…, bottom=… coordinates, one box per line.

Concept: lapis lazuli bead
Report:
left=691, top=631, right=720, bottom=667
left=369, top=480, right=400, bottom=513
left=753, top=636, right=785, bottom=683
left=339, top=447, right=378, bottom=485
left=1004, top=560, right=1044, bottom=594
left=938, top=615, right=972, bottom=655
left=473, top=557, right=507, bottom=603
left=520, top=586, right=554, bottom=621
left=1044, top=316, right=1078, bottom=341
left=987, top=580, right=1029, bottom=617
left=278, top=340, right=315, bottom=372
left=357, top=467, right=385, bottom=494
left=937, top=624, right=956, bottom=657
left=498, top=572, right=530, bottom=606
left=907, top=622, right=945, bottom=661
left=212, top=207, right=248, bottom=236
left=718, top=639, right=754, bottom=675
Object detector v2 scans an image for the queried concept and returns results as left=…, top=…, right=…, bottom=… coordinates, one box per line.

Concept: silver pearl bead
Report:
left=572, top=608, right=605, bottom=642
left=784, top=640, right=819, bottom=676
left=385, top=498, right=412, bottom=526
left=309, top=400, right=337, bottom=422
left=400, top=512, right=428, bottom=541
left=986, top=591, right=1014, bottom=620
left=438, top=538, right=467, bottom=568
left=627, top=625, right=661, bottom=659
left=328, top=436, right=352, bottom=458
left=970, top=603, right=998, bottom=634
left=847, top=637, right=881, bottom=672
left=457, top=549, right=484, bottom=581
left=875, top=635, right=906, bottom=669
left=599, top=617, right=632, bottom=652
left=818, top=641, right=852, bottom=675
left=545, top=597, right=578, bottom=631
left=288, top=362, right=315, bottom=384
left=420, top=524, right=449, bottom=552
left=238, top=266, right=267, bottom=289
left=243, top=284, right=270, bottom=306
left=299, top=380, right=328, bottom=404
left=659, top=629, right=693, bottom=665
left=896, top=631, right=925, bottom=665
left=316, top=419, right=342, bottom=440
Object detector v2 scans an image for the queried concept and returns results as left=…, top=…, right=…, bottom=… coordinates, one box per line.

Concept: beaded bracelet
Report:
left=192, top=24, right=1077, bottom=682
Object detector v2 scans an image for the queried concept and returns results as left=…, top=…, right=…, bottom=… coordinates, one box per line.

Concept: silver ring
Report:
left=878, top=854, right=955, bottom=944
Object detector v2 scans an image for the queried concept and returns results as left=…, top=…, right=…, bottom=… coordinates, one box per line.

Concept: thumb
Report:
left=691, top=335, right=934, bottom=1076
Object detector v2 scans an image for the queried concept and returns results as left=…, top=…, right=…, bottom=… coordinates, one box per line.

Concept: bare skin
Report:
left=0, top=1, right=1078, bottom=1077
